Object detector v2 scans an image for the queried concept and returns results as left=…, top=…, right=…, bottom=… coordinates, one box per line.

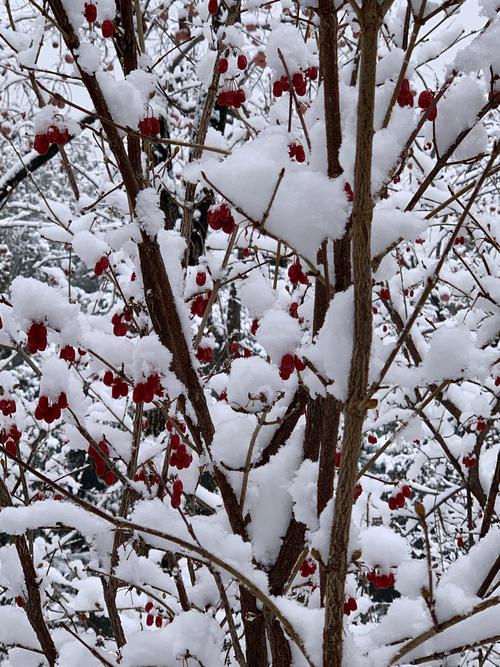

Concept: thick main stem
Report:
left=322, top=1, right=379, bottom=664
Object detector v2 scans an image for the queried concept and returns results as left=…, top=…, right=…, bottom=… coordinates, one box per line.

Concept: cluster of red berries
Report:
left=299, top=557, right=317, bottom=578
left=103, top=371, right=129, bottom=399
left=230, top=341, right=252, bottom=358
left=217, top=88, right=246, bottom=109
left=418, top=90, right=437, bottom=121
left=138, top=116, right=161, bottom=137
left=397, top=79, right=414, bottom=108
left=379, top=287, right=390, bottom=301
left=169, top=437, right=192, bottom=470
left=454, top=236, right=466, bottom=245
left=273, top=67, right=317, bottom=98
left=279, top=353, right=305, bottom=380
left=343, top=597, right=357, bottom=616
left=144, top=601, right=167, bottom=627
left=288, top=142, right=306, bottom=163
left=88, top=439, right=116, bottom=485
left=35, top=393, right=68, bottom=424
left=170, top=478, right=183, bottom=509
left=33, top=490, right=62, bottom=502
left=34, top=125, right=69, bottom=155
left=0, top=398, right=16, bottom=416
left=94, top=255, right=109, bottom=276
left=462, top=454, right=477, bottom=468
left=83, top=3, right=114, bottom=37
left=134, top=468, right=160, bottom=485
left=208, top=202, right=235, bottom=234
left=217, top=53, right=248, bottom=73
left=367, top=569, right=395, bottom=590
left=132, top=374, right=164, bottom=404
left=288, top=259, right=308, bottom=286
left=27, top=322, right=47, bottom=353
left=196, top=346, right=213, bottom=363
left=112, top=310, right=131, bottom=337
left=388, top=484, right=412, bottom=511
left=1, top=424, right=22, bottom=456
left=191, top=293, right=210, bottom=317
left=196, top=271, right=207, bottom=287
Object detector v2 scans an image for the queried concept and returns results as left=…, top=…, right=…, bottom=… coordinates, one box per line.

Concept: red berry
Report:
left=208, top=0, right=218, bottom=14
left=102, top=19, right=115, bottom=38
left=477, top=419, right=487, bottom=432
left=217, top=58, right=228, bottom=74
left=418, top=90, right=434, bottom=109
left=367, top=434, right=377, bottom=444
left=103, top=371, right=114, bottom=386
left=279, top=354, right=295, bottom=380
left=146, top=613, right=154, bottom=626
left=292, top=72, right=305, bottom=90
left=145, top=601, right=153, bottom=612
left=155, top=615, right=163, bottom=628
left=295, top=145, right=306, bottom=163
left=104, top=470, right=116, bottom=486
left=196, top=271, right=207, bottom=286
left=237, top=54, right=247, bottom=70
left=5, top=439, right=16, bottom=456
left=273, top=81, right=283, bottom=97
left=60, top=345, right=76, bottom=362
left=344, top=182, right=354, bottom=202
left=379, top=287, right=390, bottom=300
left=388, top=496, right=398, bottom=511
left=15, top=596, right=24, bottom=608
left=427, top=106, right=437, bottom=122
left=34, top=133, right=49, bottom=155
left=354, top=483, right=362, bottom=502
left=402, top=485, right=411, bottom=498
left=84, top=2, right=97, bottom=22
left=294, top=356, right=306, bottom=372
left=57, top=392, right=68, bottom=409
left=94, top=256, right=109, bottom=276
left=397, top=79, right=414, bottom=108
left=305, top=66, right=318, bottom=80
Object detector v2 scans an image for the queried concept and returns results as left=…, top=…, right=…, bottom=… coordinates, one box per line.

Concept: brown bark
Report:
left=322, top=0, right=380, bottom=663
left=240, top=588, right=268, bottom=666
left=0, top=480, right=57, bottom=666
left=265, top=609, right=292, bottom=666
